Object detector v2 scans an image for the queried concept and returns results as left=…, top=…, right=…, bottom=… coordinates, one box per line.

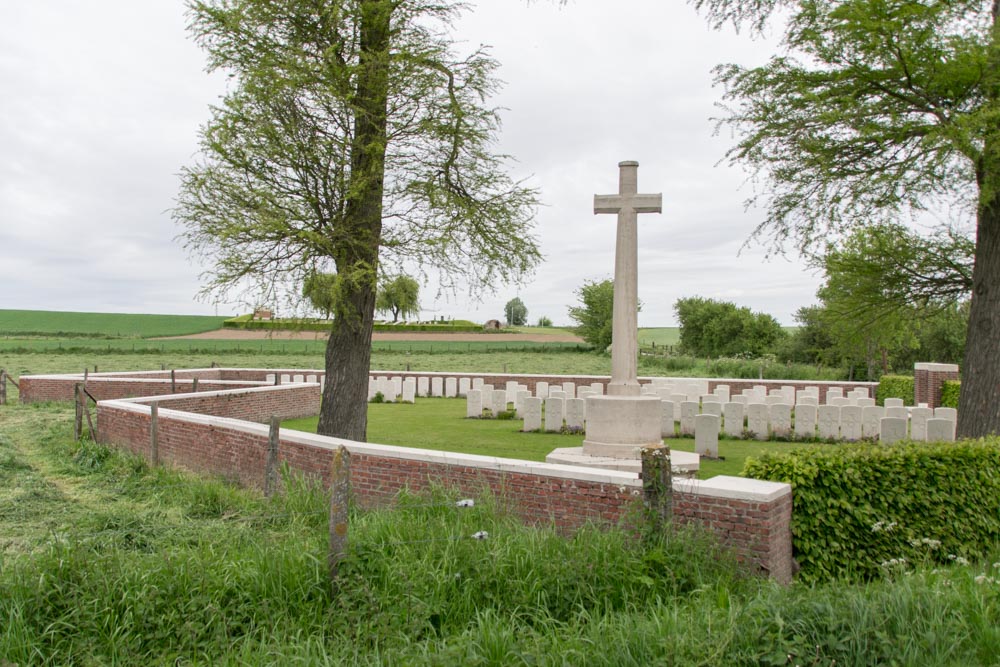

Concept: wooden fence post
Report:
left=170, top=369, right=176, bottom=393
left=329, top=446, right=351, bottom=585
left=0, top=369, right=7, bottom=405
left=265, top=416, right=280, bottom=497
left=641, top=446, right=673, bottom=535
left=150, top=402, right=159, bottom=466
left=73, top=383, right=83, bottom=440
left=192, top=378, right=199, bottom=393
left=81, top=389, right=96, bottom=441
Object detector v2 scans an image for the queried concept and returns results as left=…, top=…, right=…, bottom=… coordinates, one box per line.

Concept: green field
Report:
left=637, top=327, right=681, bottom=346
left=0, top=309, right=231, bottom=338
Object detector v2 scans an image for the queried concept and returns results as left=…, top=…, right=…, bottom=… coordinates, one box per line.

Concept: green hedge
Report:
left=941, top=380, right=961, bottom=409
left=223, top=318, right=484, bottom=333
left=876, top=375, right=915, bottom=406
left=743, top=439, right=1000, bottom=582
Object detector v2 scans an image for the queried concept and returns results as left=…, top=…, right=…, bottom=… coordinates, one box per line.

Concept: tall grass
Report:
left=2, top=403, right=999, bottom=664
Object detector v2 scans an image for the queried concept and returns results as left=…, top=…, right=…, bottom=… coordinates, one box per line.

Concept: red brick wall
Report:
left=19, top=377, right=265, bottom=403
left=96, top=387, right=794, bottom=582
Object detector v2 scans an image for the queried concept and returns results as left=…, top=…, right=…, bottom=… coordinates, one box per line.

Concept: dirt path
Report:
left=158, top=328, right=585, bottom=343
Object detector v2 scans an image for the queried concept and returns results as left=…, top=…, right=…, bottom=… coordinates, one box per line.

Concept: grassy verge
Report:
left=1, top=400, right=999, bottom=665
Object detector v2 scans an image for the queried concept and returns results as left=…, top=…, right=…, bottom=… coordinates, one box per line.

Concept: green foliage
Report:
left=0, top=309, right=230, bottom=338
left=375, top=275, right=420, bottom=323
left=743, top=439, right=1000, bottom=581
left=223, top=318, right=483, bottom=333
left=536, top=316, right=552, bottom=327
left=567, top=279, right=616, bottom=350
left=370, top=392, right=386, bottom=404
left=504, top=297, right=528, bottom=326
left=301, top=272, right=338, bottom=318
left=674, top=297, right=785, bottom=358
left=877, top=375, right=915, bottom=407
left=941, top=381, right=961, bottom=409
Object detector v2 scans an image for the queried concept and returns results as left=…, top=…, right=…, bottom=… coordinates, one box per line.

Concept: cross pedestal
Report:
left=582, top=161, right=664, bottom=458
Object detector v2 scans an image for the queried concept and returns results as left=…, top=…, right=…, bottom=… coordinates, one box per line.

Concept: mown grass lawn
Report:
left=283, top=398, right=830, bottom=479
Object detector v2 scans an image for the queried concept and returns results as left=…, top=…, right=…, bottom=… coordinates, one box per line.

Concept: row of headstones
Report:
left=361, top=376, right=600, bottom=404
left=666, top=399, right=959, bottom=445
left=642, top=380, right=878, bottom=408
left=466, top=381, right=609, bottom=432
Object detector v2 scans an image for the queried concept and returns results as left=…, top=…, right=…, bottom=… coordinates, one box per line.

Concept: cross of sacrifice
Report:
left=594, top=160, right=662, bottom=396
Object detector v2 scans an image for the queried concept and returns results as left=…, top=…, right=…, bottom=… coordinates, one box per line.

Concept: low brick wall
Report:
left=95, top=382, right=794, bottom=582
left=22, top=367, right=877, bottom=406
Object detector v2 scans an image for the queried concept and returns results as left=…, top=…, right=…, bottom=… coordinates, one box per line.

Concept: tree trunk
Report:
left=317, top=0, right=393, bottom=442
left=958, top=4, right=1000, bottom=439
left=958, top=184, right=1000, bottom=438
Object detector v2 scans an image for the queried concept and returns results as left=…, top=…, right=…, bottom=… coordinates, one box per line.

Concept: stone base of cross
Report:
left=582, top=160, right=664, bottom=458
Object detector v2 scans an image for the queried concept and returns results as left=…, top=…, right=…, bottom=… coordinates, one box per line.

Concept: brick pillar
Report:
left=914, top=363, right=960, bottom=409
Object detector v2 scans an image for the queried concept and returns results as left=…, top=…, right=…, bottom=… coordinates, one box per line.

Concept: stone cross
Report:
left=594, top=160, right=662, bottom=396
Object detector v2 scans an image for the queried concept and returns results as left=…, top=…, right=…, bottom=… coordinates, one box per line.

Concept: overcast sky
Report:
left=0, top=0, right=822, bottom=326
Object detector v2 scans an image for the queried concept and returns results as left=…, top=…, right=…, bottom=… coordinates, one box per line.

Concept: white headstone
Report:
left=934, top=407, right=958, bottom=422
left=669, top=393, right=687, bottom=420
left=506, top=380, right=520, bottom=405
left=862, top=406, right=885, bottom=439
left=661, top=400, right=676, bottom=438
left=417, top=376, right=430, bottom=397
left=458, top=377, right=471, bottom=397
left=679, top=401, right=699, bottom=436
left=306, top=374, right=317, bottom=383
left=840, top=405, right=862, bottom=441
left=826, top=387, right=844, bottom=403
left=545, top=397, right=564, bottom=432
left=536, top=381, right=550, bottom=399
left=466, top=389, right=483, bottom=418
left=515, top=389, right=531, bottom=417
left=522, top=397, right=542, bottom=431
left=794, top=404, right=817, bottom=439
left=731, top=395, right=749, bottom=406
left=884, top=398, right=905, bottom=409
left=880, top=417, right=907, bottom=444
left=701, top=401, right=723, bottom=418
left=695, top=414, right=720, bottom=458
left=765, top=395, right=785, bottom=406
left=857, top=397, right=876, bottom=408
left=281, top=374, right=291, bottom=383
left=796, top=395, right=819, bottom=407
left=910, top=406, right=933, bottom=440
left=747, top=403, right=769, bottom=441
left=565, top=398, right=585, bottom=432
left=830, top=397, right=850, bottom=407
left=723, top=402, right=744, bottom=438
left=926, top=417, right=956, bottom=442
left=402, top=378, right=417, bottom=403
left=265, top=373, right=276, bottom=384
left=480, top=385, right=493, bottom=411
left=367, top=377, right=377, bottom=401
left=549, top=390, right=566, bottom=401
left=817, top=405, right=841, bottom=440
left=444, top=377, right=458, bottom=398
left=885, top=406, right=908, bottom=420
left=293, top=374, right=304, bottom=383
left=713, top=384, right=731, bottom=402
left=561, top=381, right=576, bottom=399
left=392, top=376, right=403, bottom=396
left=590, top=382, right=604, bottom=395
left=472, top=377, right=484, bottom=390
left=770, top=403, right=792, bottom=439
left=492, top=390, right=508, bottom=416
left=431, top=377, right=444, bottom=397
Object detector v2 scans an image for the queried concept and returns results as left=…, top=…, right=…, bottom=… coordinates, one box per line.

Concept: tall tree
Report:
left=694, top=0, right=1000, bottom=437
left=375, top=275, right=420, bottom=322
left=175, top=0, right=540, bottom=441
left=674, top=296, right=785, bottom=358
left=567, top=279, right=616, bottom=351
left=504, top=297, right=528, bottom=326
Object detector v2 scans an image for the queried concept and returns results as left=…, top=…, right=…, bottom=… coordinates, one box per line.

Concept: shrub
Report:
left=370, top=392, right=385, bottom=404
left=941, top=380, right=961, bottom=408
left=743, top=439, right=1000, bottom=582
left=537, top=316, right=552, bottom=327
left=876, top=375, right=914, bottom=406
